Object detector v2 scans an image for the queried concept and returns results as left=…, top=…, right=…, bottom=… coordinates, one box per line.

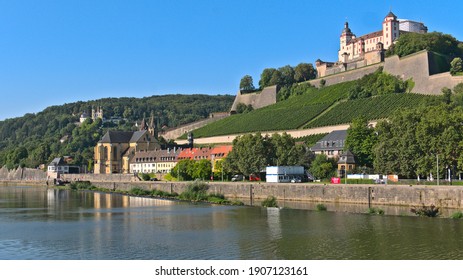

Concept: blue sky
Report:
left=0, top=0, right=462, bottom=121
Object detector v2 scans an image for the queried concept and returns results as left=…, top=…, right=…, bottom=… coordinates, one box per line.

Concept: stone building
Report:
left=316, top=11, right=427, bottom=77
left=129, top=148, right=181, bottom=175
left=310, top=130, right=347, bottom=158
left=94, top=116, right=161, bottom=174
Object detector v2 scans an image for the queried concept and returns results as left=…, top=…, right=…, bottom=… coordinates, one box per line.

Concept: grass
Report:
left=450, top=211, right=463, bottom=219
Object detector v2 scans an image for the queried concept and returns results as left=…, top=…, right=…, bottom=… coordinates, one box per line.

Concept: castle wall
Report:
left=383, top=51, right=463, bottom=94
left=160, top=113, right=230, bottom=140
left=230, top=85, right=277, bottom=112
left=312, top=51, right=463, bottom=95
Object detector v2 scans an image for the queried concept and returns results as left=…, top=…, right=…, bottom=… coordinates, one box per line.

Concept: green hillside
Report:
left=190, top=82, right=354, bottom=138
left=190, top=80, right=440, bottom=139
left=0, top=94, right=234, bottom=169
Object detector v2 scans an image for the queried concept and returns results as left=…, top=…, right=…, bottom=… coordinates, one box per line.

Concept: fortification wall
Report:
left=230, top=85, right=277, bottom=112
left=0, top=166, right=47, bottom=181
left=89, top=180, right=463, bottom=209
left=313, top=51, right=463, bottom=94
left=383, top=51, right=463, bottom=94
left=309, top=63, right=383, bottom=87
left=160, top=113, right=229, bottom=140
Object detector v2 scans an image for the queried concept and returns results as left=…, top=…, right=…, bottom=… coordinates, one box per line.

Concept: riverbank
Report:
left=83, top=180, right=463, bottom=210
left=3, top=178, right=463, bottom=210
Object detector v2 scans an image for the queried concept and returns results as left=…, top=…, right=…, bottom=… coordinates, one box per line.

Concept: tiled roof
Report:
left=130, top=130, right=146, bottom=142
left=338, top=150, right=356, bottom=164
left=211, top=145, right=233, bottom=158
left=130, top=149, right=181, bottom=164
left=178, top=147, right=212, bottom=160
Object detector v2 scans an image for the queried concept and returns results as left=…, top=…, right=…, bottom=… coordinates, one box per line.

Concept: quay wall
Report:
left=89, top=181, right=463, bottom=209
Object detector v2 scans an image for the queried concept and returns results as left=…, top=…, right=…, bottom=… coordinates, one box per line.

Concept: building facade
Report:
left=129, top=148, right=181, bottom=174
left=310, top=130, right=347, bottom=158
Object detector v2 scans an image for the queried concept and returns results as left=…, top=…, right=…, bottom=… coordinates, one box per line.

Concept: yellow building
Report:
left=94, top=118, right=160, bottom=174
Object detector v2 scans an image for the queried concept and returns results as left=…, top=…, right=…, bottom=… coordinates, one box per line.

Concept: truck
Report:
left=266, top=166, right=305, bottom=183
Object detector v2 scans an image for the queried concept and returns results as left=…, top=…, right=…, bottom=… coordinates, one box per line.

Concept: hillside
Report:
left=189, top=79, right=442, bottom=139
left=0, top=94, right=234, bottom=169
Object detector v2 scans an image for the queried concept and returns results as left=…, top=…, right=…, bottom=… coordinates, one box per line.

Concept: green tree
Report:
left=309, top=154, right=336, bottom=180
left=259, top=68, right=277, bottom=89
left=239, top=75, right=255, bottom=92
left=294, top=63, right=316, bottom=82
left=225, top=133, right=271, bottom=176
left=192, top=159, right=212, bottom=180
left=451, top=57, right=463, bottom=74
left=278, top=65, right=295, bottom=87
left=345, top=116, right=377, bottom=168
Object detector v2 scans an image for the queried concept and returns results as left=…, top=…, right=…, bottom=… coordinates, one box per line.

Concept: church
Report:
left=316, top=11, right=427, bottom=77
left=93, top=116, right=161, bottom=174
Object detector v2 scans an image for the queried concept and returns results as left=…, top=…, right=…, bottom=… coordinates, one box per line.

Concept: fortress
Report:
left=316, top=11, right=427, bottom=77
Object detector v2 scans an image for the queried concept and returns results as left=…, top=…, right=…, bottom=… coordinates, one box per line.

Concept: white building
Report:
left=130, top=149, right=181, bottom=174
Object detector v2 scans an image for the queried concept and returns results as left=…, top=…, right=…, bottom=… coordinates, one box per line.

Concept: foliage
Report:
left=259, top=68, right=277, bottom=89
left=367, top=207, right=384, bottom=215
left=347, top=68, right=409, bottom=100
left=140, top=173, right=151, bottom=181
left=128, top=187, right=151, bottom=196
left=373, top=104, right=463, bottom=178
left=0, top=94, right=234, bottom=169
left=69, top=181, right=94, bottom=190
left=224, top=133, right=313, bottom=176
left=170, top=159, right=211, bottom=181
left=224, top=133, right=271, bottom=176
left=410, top=204, right=440, bottom=217
left=235, top=103, right=254, bottom=114
left=261, top=196, right=278, bottom=208
left=345, top=116, right=377, bottom=168
left=450, top=211, right=463, bottom=219
left=450, top=57, right=463, bottom=75
left=316, top=204, right=327, bottom=211
left=240, top=75, right=255, bottom=92
left=319, top=79, right=326, bottom=88
left=386, top=32, right=462, bottom=59
left=179, top=180, right=209, bottom=201
left=309, top=154, right=336, bottom=180
left=294, top=63, right=317, bottom=83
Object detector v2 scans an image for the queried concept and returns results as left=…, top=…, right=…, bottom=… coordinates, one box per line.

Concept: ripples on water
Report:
left=1, top=186, right=463, bottom=260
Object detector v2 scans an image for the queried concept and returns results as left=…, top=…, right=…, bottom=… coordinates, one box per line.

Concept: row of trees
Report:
left=345, top=83, right=463, bottom=179
left=239, top=63, right=317, bottom=93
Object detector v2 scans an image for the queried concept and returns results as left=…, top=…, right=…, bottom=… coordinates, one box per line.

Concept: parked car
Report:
left=150, top=177, right=159, bottom=181
left=231, top=174, right=244, bottom=182
left=291, top=176, right=302, bottom=183
left=249, top=174, right=261, bottom=181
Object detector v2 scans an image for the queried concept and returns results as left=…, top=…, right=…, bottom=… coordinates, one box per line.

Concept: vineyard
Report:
left=188, top=80, right=439, bottom=139
left=304, top=93, right=436, bottom=128
left=190, top=82, right=355, bottom=138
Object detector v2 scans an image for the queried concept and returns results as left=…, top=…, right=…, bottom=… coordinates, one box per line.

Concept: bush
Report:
left=450, top=211, right=463, bottom=219
left=128, top=187, right=150, bottom=196
left=140, top=173, right=151, bottom=181
left=261, top=196, right=278, bottom=208
left=410, top=204, right=439, bottom=217
left=179, top=180, right=209, bottom=201
left=69, top=181, right=94, bottom=190
left=367, top=207, right=385, bottom=215
left=316, top=204, right=327, bottom=211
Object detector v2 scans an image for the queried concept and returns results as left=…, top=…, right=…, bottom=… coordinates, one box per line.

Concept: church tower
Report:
left=338, top=22, right=355, bottom=62
left=148, top=113, right=158, bottom=139
left=382, top=11, right=399, bottom=49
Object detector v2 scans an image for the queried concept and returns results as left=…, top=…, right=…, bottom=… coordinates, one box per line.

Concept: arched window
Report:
left=113, top=146, right=118, bottom=160
left=104, top=147, right=108, bottom=160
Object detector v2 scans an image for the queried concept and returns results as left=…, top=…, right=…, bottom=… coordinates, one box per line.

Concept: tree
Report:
left=345, top=116, right=377, bottom=168
left=294, top=63, right=316, bottom=82
left=239, top=75, right=255, bottom=92
left=259, top=68, right=277, bottom=89
left=442, top=87, right=452, bottom=104
left=224, top=133, right=270, bottom=176
left=309, top=154, right=336, bottom=180
left=235, top=103, right=253, bottom=114
left=278, top=65, right=295, bottom=87
left=450, top=57, right=463, bottom=75
left=192, top=159, right=212, bottom=180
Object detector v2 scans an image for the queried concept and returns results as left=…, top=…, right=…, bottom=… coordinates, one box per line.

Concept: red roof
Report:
left=211, top=145, right=233, bottom=159
left=177, top=147, right=212, bottom=160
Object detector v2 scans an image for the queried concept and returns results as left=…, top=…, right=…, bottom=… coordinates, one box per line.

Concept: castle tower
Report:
left=148, top=113, right=158, bottom=139
left=339, top=22, right=355, bottom=62
left=382, top=11, right=399, bottom=49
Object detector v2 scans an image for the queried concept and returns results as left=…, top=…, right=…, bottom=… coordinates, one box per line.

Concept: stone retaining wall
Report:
left=90, top=181, right=463, bottom=209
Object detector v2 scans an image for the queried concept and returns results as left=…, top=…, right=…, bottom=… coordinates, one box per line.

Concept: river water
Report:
left=1, top=185, right=463, bottom=260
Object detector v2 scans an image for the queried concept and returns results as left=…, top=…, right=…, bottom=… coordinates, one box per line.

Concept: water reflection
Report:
left=1, top=186, right=463, bottom=260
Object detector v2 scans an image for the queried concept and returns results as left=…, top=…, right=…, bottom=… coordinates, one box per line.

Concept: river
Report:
left=1, top=185, right=462, bottom=260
